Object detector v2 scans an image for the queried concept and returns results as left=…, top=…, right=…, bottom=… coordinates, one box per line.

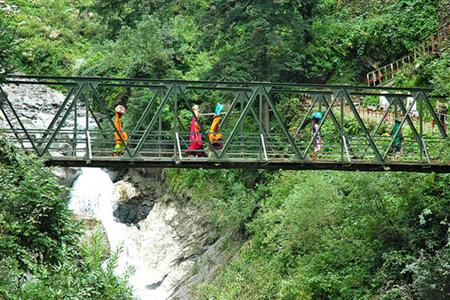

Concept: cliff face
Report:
left=109, top=168, right=223, bottom=299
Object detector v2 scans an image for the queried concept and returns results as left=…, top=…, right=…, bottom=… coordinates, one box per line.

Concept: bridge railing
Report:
left=0, top=75, right=448, bottom=171
left=367, top=23, right=450, bottom=86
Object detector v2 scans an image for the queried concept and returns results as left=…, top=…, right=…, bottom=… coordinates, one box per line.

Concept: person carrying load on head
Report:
left=310, top=111, right=323, bottom=160
left=186, top=105, right=205, bottom=157
left=113, top=104, right=128, bottom=156
left=208, top=103, right=224, bottom=150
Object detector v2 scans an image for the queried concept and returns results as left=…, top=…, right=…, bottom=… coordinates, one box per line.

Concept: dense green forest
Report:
left=1, top=0, right=449, bottom=299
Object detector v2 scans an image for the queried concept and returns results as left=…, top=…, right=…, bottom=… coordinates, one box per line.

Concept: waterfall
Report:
left=69, top=168, right=175, bottom=300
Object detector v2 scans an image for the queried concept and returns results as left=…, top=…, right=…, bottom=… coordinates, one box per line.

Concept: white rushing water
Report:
left=69, top=168, right=181, bottom=300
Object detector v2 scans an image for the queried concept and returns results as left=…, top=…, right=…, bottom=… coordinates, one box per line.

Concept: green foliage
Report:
left=0, top=141, right=79, bottom=268
left=193, top=171, right=449, bottom=299
left=6, top=0, right=96, bottom=75
left=389, top=49, right=449, bottom=98
left=81, top=16, right=173, bottom=78
left=202, top=0, right=318, bottom=82
left=429, top=50, right=450, bottom=97
left=167, top=168, right=271, bottom=233
left=0, top=138, right=134, bottom=299
left=362, top=96, right=379, bottom=108
left=305, top=0, right=439, bottom=82
left=18, top=234, right=133, bottom=300
left=2, top=0, right=448, bottom=299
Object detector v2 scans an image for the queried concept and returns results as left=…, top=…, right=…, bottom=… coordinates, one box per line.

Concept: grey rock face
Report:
left=109, top=168, right=221, bottom=299
left=0, top=82, right=95, bottom=132
left=170, top=236, right=228, bottom=300
left=2, top=82, right=85, bottom=195
left=112, top=169, right=165, bottom=225
left=51, top=167, right=81, bottom=188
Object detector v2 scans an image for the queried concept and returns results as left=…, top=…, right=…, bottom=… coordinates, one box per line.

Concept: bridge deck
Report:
left=45, top=156, right=449, bottom=173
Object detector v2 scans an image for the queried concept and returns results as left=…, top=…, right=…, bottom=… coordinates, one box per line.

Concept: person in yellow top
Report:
left=113, top=104, right=128, bottom=156
left=209, top=103, right=224, bottom=150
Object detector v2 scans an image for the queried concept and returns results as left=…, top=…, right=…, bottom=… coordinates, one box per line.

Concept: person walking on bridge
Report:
left=390, top=118, right=404, bottom=158
left=310, top=112, right=323, bottom=160
left=208, top=103, right=224, bottom=151
left=113, top=104, right=128, bottom=156
left=186, top=105, right=205, bottom=157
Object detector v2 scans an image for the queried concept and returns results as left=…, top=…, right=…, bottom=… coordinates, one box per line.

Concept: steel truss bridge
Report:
left=0, top=75, right=448, bottom=172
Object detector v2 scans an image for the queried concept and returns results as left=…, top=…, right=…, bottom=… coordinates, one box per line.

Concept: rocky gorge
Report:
left=70, top=167, right=224, bottom=299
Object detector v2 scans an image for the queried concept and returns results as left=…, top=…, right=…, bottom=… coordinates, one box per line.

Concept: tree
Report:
left=204, top=0, right=317, bottom=82
left=0, top=10, right=16, bottom=81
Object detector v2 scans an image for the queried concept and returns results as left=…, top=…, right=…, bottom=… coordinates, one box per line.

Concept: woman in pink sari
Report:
left=186, top=105, right=205, bottom=157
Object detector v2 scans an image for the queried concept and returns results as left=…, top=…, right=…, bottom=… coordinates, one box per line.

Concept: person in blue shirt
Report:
left=310, top=112, right=323, bottom=160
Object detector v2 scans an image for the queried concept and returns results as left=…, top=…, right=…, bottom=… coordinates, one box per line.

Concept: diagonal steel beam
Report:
left=0, top=86, right=40, bottom=153
left=421, top=91, right=447, bottom=138
left=319, top=94, right=354, bottom=161
left=41, top=84, right=85, bottom=156
left=219, top=89, right=259, bottom=159
left=132, top=85, right=174, bottom=156
left=360, top=95, right=396, bottom=160
left=177, top=85, right=220, bottom=159
left=220, top=91, right=242, bottom=129
left=394, top=95, right=430, bottom=162
left=38, top=86, right=78, bottom=147
left=396, top=95, right=422, bottom=145
left=0, top=87, right=26, bottom=150
left=88, top=106, right=108, bottom=139
left=342, top=89, right=383, bottom=161
left=261, top=87, right=302, bottom=159
left=295, top=94, right=321, bottom=135
left=319, top=94, right=344, bottom=134
left=382, top=96, right=419, bottom=160
left=301, top=93, right=338, bottom=159
left=131, top=88, right=161, bottom=137
left=240, top=91, right=268, bottom=135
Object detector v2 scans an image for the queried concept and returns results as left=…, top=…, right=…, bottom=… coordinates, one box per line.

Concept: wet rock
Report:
left=113, top=181, right=139, bottom=202
left=113, top=198, right=154, bottom=225
left=112, top=179, right=156, bottom=225
left=0, top=81, right=97, bottom=157
left=108, top=168, right=219, bottom=299
left=0, top=82, right=95, bottom=131
left=170, top=236, right=228, bottom=300
left=106, top=167, right=129, bottom=182
left=112, top=169, right=167, bottom=225
left=51, top=167, right=81, bottom=188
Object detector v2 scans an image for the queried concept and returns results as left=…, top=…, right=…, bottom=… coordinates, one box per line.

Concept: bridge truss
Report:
left=0, top=75, right=448, bottom=172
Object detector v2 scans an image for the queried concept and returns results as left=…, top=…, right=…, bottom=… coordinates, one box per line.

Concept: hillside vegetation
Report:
left=0, top=138, right=134, bottom=299
left=167, top=169, right=449, bottom=299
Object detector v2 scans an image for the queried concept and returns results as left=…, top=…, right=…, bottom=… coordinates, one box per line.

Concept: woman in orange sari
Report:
left=113, top=104, right=128, bottom=156
left=208, top=103, right=224, bottom=150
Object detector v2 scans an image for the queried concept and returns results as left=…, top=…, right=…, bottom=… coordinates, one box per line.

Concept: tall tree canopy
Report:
left=202, top=0, right=318, bottom=82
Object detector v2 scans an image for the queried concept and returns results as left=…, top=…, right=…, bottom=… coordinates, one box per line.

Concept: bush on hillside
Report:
left=0, top=138, right=134, bottom=299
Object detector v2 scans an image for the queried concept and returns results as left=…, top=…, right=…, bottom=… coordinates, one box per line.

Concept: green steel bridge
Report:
left=0, top=75, right=448, bottom=172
